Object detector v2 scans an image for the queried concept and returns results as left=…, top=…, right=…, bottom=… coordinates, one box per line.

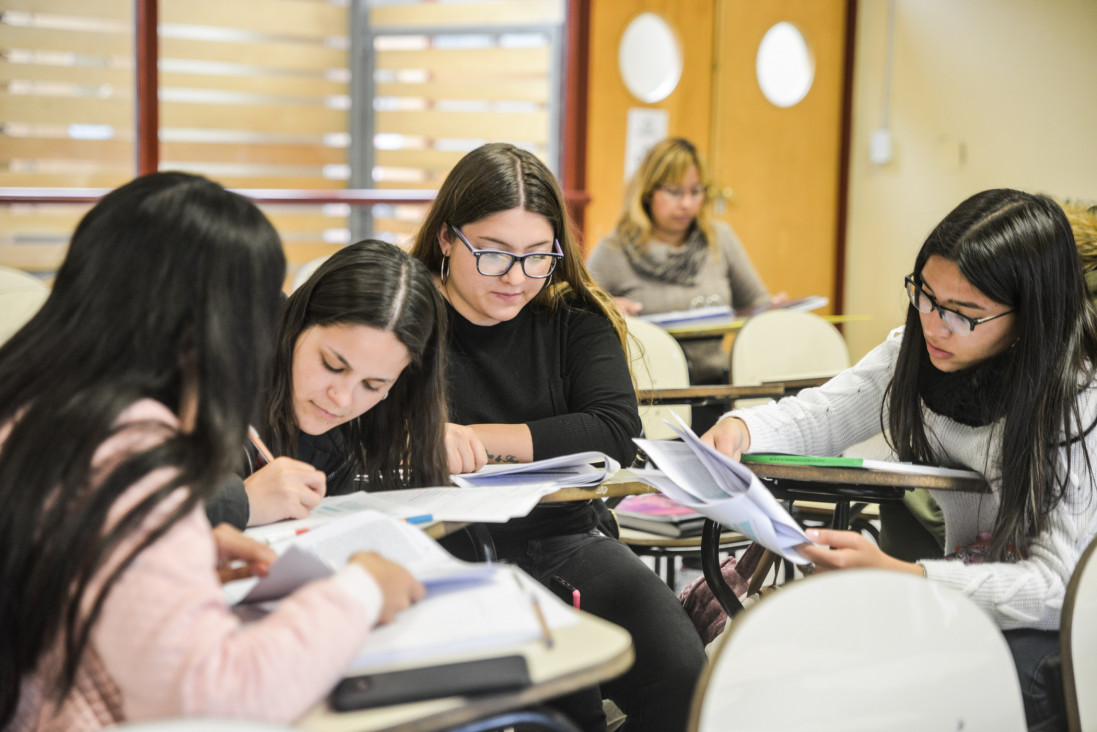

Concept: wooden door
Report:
left=583, top=0, right=716, bottom=250
left=709, top=1, right=850, bottom=308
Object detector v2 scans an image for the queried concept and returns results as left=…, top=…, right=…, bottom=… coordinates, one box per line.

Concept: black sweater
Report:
left=445, top=299, right=641, bottom=543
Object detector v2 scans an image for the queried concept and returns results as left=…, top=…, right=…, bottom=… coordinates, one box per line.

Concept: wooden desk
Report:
left=637, top=377, right=831, bottom=407
left=539, top=470, right=657, bottom=504
left=297, top=611, right=634, bottom=732
left=664, top=313, right=870, bottom=341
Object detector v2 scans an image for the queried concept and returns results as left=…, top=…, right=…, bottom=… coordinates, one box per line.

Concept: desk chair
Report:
left=730, top=309, right=849, bottom=407
left=690, top=569, right=1027, bottom=732
left=291, top=255, right=331, bottom=292
left=1062, top=534, right=1097, bottom=732
left=625, top=316, right=691, bottom=439
left=0, top=265, right=49, bottom=344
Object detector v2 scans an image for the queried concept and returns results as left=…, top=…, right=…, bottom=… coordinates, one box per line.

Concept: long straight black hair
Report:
left=887, top=188, right=1097, bottom=559
left=0, top=172, right=285, bottom=726
left=263, top=240, right=449, bottom=488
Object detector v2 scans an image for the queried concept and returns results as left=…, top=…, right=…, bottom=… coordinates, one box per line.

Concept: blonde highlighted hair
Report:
left=614, top=138, right=716, bottom=253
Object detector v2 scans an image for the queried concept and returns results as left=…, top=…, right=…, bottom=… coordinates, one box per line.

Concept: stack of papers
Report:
left=639, top=295, right=829, bottom=327
left=230, top=510, right=496, bottom=604
left=633, top=415, right=812, bottom=564
left=451, top=451, right=620, bottom=489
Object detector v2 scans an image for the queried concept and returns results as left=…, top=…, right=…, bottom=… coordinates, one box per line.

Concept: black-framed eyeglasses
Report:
left=449, top=224, right=563, bottom=279
left=904, top=275, right=1014, bottom=335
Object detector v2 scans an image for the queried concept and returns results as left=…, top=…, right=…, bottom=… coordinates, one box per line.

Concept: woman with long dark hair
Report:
left=208, top=239, right=450, bottom=528
left=0, top=173, right=423, bottom=730
left=409, top=142, right=706, bottom=732
left=704, top=189, right=1097, bottom=730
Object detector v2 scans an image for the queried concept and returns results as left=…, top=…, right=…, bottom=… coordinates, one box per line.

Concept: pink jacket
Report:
left=11, top=400, right=382, bottom=731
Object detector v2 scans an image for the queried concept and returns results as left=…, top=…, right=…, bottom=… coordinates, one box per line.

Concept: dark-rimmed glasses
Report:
left=449, top=224, right=563, bottom=279
left=904, top=275, right=1014, bottom=335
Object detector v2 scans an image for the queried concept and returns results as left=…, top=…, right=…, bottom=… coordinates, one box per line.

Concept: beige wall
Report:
left=844, top=0, right=1097, bottom=360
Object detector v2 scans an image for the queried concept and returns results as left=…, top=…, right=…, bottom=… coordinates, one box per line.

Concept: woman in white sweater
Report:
left=704, top=189, right=1096, bottom=731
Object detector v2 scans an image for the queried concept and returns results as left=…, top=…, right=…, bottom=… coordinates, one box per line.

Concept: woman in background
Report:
left=704, top=189, right=1094, bottom=730
left=409, top=142, right=706, bottom=732
left=587, top=138, right=785, bottom=385
left=207, top=239, right=450, bottom=528
left=0, top=173, right=423, bottom=730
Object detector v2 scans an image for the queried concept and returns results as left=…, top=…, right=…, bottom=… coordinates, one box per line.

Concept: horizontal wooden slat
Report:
left=2, top=0, right=130, bottom=21
left=0, top=211, right=83, bottom=233
left=1, top=93, right=133, bottom=126
left=263, top=212, right=349, bottom=233
left=0, top=63, right=346, bottom=98
left=160, top=36, right=346, bottom=72
left=372, top=216, right=422, bottom=235
left=373, top=148, right=465, bottom=175
left=0, top=62, right=132, bottom=87
left=162, top=70, right=346, bottom=98
left=161, top=0, right=346, bottom=40
left=162, top=141, right=346, bottom=167
left=0, top=242, right=69, bottom=271
left=0, top=171, right=131, bottom=188
left=370, top=0, right=561, bottom=28
left=376, top=109, right=548, bottom=143
left=0, top=24, right=131, bottom=58
left=0, top=137, right=133, bottom=165
left=283, top=241, right=343, bottom=265
left=372, top=178, right=449, bottom=191
left=375, top=80, right=547, bottom=104
left=375, top=47, right=549, bottom=75
left=167, top=172, right=343, bottom=189
left=161, top=101, right=345, bottom=136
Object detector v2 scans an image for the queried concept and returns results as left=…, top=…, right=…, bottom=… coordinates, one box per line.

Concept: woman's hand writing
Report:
left=244, top=456, right=326, bottom=526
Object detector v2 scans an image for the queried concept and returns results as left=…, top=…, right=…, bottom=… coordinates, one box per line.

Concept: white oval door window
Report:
left=618, top=12, right=682, bottom=104
left=756, top=21, right=814, bottom=108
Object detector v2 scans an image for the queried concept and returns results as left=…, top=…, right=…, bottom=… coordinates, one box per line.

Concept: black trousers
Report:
left=467, top=529, right=708, bottom=732
left=1004, top=628, right=1066, bottom=732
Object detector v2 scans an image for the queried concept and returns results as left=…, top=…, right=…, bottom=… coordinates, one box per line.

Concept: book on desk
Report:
left=638, top=295, right=829, bottom=328
left=614, top=493, right=706, bottom=538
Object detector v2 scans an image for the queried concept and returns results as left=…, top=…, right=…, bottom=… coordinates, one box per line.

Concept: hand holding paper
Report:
left=634, top=415, right=813, bottom=564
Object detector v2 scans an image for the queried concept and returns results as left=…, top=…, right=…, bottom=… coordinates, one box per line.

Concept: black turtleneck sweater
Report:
left=444, top=299, right=641, bottom=543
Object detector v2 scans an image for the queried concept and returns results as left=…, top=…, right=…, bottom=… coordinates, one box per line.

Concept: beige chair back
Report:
left=1063, top=535, right=1097, bottom=732
left=625, top=316, right=691, bottom=439
left=691, top=569, right=1027, bottom=732
left=0, top=266, right=50, bottom=344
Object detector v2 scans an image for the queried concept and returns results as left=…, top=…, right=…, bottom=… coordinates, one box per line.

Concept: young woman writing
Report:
left=0, top=173, right=424, bottom=730
left=206, top=239, right=450, bottom=528
left=409, top=142, right=706, bottom=732
left=704, top=189, right=1095, bottom=730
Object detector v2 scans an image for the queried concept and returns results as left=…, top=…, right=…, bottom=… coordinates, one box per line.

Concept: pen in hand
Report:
left=512, top=569, right=554, bottom=649
left=247, top=425, right=276, bottom=466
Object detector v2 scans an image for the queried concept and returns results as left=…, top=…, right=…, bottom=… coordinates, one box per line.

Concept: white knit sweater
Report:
left=731, top=327, right=1097, bottom=630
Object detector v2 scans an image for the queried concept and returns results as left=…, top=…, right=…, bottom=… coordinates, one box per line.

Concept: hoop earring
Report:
left=440, top=255, right=450, bottom=285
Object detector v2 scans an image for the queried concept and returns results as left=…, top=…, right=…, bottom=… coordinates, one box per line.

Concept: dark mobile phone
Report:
left=330, top=654, right=531, bottom=710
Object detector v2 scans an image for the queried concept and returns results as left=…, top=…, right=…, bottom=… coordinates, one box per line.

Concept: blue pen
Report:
left=404, top=514, right=434, bottom=525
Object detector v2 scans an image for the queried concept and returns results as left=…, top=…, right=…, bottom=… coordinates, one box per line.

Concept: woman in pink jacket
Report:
left=0, top=172, right=424, bottom=731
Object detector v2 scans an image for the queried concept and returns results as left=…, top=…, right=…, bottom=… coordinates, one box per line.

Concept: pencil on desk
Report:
left=247, top=425, right=276, bottom=466
left=513, top=570, right=554, bottom=649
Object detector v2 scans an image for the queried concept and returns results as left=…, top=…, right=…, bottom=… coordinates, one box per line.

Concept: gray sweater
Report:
left=587, top=221, right=769, bottom=382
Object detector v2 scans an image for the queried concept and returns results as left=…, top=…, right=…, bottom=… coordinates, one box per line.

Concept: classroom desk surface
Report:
left=665, top=313, right=870, bottom=341
left=746, top=461, right=989, bottom=503
left=637, top=377, right=831, bottom=407
left=297, top=611, right=634, bottom=732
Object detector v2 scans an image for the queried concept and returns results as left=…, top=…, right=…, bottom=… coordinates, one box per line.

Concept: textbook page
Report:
left=244, top=483, right=561, bottom=545
left=451, top=451, right=621, bottom=489
left=234, top=510, right=494, bottom=604
left=349, top=568, right=579, bottom=674
left=633, top=416, right=812, bottom=564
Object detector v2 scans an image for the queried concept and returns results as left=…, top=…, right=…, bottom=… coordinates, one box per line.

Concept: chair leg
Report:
left=701, top=520, right=745, bottom=617
left=447, top=705, right=583, bottom=732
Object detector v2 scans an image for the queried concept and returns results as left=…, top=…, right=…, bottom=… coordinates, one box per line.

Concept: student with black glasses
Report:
left=704, top=189, right=1095, bottom=731
left=409, top=142, right=706, bottom=732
